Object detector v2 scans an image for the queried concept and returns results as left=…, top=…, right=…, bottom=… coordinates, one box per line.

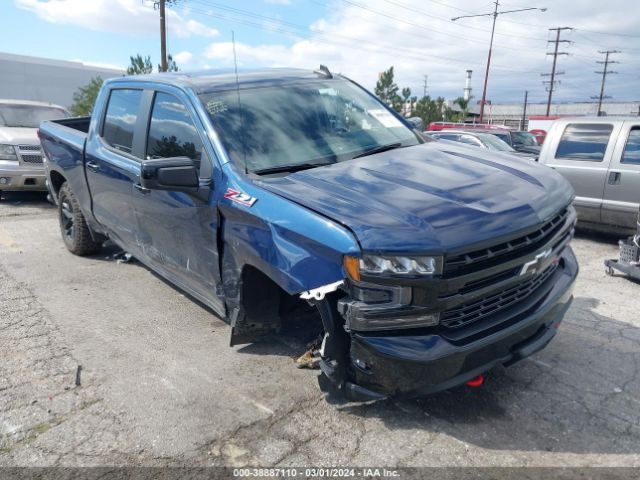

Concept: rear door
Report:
left=543, top=121, right=620, bottom=225
left=132, top=87, right=222, bottom=311
left=85, top=88, right=146, bottom=248
left=602, top=121, right=640, bottom=230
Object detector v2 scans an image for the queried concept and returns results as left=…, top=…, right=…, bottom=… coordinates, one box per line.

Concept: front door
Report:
left=85, top=88, right=145, bottom=248
left=544, top=122, right=619, bottom=225
left=132, top=89, right=222, bottom=311
left=602, top=122, right=640, bottom=230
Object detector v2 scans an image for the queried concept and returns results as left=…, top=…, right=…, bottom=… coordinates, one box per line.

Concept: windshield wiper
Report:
left=352, top=143, right=403, bottom=159
left=252, top=161, right=335, bottom=175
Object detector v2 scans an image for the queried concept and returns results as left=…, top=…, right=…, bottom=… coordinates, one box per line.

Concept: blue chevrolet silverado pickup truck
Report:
left=39, top=68, right=578, bottom=401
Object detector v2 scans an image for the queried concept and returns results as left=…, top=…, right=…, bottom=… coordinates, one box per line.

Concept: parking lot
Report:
left=1, top=191, right=639, bottom=468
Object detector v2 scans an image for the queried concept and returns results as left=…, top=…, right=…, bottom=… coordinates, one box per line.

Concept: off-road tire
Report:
left=58, top=182, right=102, bottom=256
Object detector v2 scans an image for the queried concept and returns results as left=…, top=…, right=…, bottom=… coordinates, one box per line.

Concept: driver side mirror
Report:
left=140, top=157, right=199, bottom=193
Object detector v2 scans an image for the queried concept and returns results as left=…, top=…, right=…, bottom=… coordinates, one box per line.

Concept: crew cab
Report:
left=39, top=69, right=579, bottom=401
left=0, top=99, right=68, bottom=198
left=539, top=117, right=640, bottom=235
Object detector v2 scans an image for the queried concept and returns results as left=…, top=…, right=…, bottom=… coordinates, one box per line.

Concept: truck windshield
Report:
left=0, top=104, right=67, bottom=128
left=198, top=80, right=420, bottom=174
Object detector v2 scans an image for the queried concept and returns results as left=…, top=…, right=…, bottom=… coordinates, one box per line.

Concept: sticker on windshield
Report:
left=224, top=188, right=257, bottom=207
left=367, top=109, right=403, bottom=128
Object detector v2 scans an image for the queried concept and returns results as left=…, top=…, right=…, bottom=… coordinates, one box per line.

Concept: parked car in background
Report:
left=539, top=117, right=640, bottom=234
left=469, top=128, right=541, bottom=158
left=39, top=69, right=578, bottom=401
left=0, top=99, right=68, bottom=198
left=430, top=130, right=537, bottom=161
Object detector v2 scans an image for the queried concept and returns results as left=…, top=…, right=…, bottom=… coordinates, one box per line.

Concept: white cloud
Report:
left=201, top=0, right=640, bottom=103
left=15, top=0, right=218, bottom=38
left=173, top=51, right=194, bottom=66
left=265, top=0, right=293, bottom=5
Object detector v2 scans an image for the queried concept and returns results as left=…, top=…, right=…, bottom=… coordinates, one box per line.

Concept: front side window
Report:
left=198, top=79, right=420, bottom=174
left=146, top=92, right=203, bottom=166
left=102, top=89, right=143, bottom=155
left=622, top=127, right=640, bottom=165
left=555, top=123, right=613, bottom=162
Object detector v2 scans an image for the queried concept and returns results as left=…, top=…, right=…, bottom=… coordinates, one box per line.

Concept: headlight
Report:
left=0, top=144, right=18, bottom=161
left=344, top=254, right=442, bottom=281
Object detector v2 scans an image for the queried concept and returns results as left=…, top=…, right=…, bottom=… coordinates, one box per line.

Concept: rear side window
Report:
left=102, top=89, right=143, bottom=156
left=436, top=134, right=459, bottom=141
left=146, top=92, right=203, bottom=167
left=622, top=127, right=640, bottom=165
left=555, top=123, right=613, bottom=162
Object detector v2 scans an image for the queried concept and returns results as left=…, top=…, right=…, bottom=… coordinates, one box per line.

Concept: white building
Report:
left=0, top=52, right=124, bottom=109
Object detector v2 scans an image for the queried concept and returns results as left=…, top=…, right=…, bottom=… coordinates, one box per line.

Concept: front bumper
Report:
left=343, top=246, right=578, bottom=400
left=0, top=162, right=46, bottom=191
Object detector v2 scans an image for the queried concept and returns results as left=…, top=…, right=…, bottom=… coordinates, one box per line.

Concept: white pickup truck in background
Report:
left=538, top=117, right=640, bottom=235
left=0, top=99, right=68, bottom=199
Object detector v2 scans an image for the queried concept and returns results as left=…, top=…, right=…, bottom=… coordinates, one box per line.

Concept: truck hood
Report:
left=0, top=127, right=38, bottom=145
left=257, top=142, right=573, bottom=253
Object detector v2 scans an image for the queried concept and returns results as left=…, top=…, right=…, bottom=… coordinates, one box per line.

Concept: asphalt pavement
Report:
left=1, top=191, right=639, bottom=469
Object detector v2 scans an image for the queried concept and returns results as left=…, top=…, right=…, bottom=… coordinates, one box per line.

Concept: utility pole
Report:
left=159, top=0, right=168, bottom=72
left=452, top=2, right=546, bottom=123
left=542, top=27, right=572, bottom=116
left=592, top=50, right=619, bottom=116
left=423, top=75, right=428, bottom=97
left=521, top=90, right=528, bottom=130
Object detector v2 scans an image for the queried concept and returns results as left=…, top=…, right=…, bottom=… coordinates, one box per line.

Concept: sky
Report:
left=2, top=0, right=639, bottom=106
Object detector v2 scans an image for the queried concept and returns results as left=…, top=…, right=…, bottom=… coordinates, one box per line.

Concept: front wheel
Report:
left=58, top=182, right=102, bottom=256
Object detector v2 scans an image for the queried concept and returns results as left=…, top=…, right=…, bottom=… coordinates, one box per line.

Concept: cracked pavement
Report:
left=1, top=192, right=639, bottom=468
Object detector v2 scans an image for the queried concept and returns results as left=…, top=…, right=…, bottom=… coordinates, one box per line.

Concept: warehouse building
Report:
left=468, top=100, right=640, bottom=129
left=0, top=51, right=124, bottom=109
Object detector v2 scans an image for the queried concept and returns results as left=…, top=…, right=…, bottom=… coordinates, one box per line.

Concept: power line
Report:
left=181, top=1, right=540, bottom=73
left=542, top=27, right=572, bottom=116
left=592, top=50, right=620, bottom=116
left=451, top=0, right=547, bottom=122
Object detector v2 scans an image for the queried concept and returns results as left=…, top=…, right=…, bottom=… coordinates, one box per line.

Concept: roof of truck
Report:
left=0, top=98, right=67, bottom=109
left=106, top=68, right=339, bottom=94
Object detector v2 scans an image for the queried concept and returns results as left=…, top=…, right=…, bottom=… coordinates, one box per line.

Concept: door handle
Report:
left=134, top=183, right=151, bottom=194
left=86, top=161, right=100, bottom=172
left=608, top=171, right=621, bottom=185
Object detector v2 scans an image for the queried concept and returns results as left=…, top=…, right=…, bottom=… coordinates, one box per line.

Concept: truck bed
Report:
left=51, top=116, right=91, bottom=134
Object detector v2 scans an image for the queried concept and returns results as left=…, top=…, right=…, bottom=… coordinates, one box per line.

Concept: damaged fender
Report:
left=219, top=168, right=360, bottom=346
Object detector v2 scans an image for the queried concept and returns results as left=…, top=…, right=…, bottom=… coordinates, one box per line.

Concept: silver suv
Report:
left=0, top=99, right=68, bottom=198
left=539, top=117, right=640, bottom=234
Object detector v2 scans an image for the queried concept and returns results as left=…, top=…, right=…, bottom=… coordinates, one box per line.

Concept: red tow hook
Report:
left=465, top=375, right=484, bottom=388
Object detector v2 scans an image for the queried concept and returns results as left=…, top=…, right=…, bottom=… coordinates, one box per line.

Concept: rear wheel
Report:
left=58, top=182, right=102, bottom=256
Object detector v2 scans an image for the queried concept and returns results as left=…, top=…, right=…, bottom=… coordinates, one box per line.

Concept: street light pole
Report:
left=452, top=2, right=546, bottom=123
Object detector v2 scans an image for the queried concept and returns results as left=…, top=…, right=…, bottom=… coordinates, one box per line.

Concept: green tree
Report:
left=159, top=53, right=179, bottom=73
left=375, top=67, right=403, bottom=112
left=450, top=96, right=472, bottom=122
left=70, top=76, right=104, bottom=116
left=127, top=54, right=153, bottom=75
left=413, top=95, right=448, bottom=126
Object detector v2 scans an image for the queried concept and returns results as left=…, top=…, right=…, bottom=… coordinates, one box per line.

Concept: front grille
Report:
left=19, top=145, right=41, bottom=152
left=440, top=263, right=558, bottom=329
left=21, top=154, right=43, bottom=164
left=444, top=208, right=570, bottom=277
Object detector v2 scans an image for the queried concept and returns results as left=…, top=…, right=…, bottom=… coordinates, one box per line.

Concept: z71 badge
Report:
left=224, top=188, right=257, bottom=207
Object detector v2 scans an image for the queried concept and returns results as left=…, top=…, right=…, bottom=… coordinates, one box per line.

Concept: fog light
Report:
left=0, top=177, right=9, bottom=185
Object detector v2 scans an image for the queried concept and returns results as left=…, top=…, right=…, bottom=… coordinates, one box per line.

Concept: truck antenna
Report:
left=232, top=31, right=248, bottom=174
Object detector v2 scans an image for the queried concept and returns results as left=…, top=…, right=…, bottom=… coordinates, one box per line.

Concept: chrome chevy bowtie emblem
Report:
left=519, top=248, right=553, bottom=276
